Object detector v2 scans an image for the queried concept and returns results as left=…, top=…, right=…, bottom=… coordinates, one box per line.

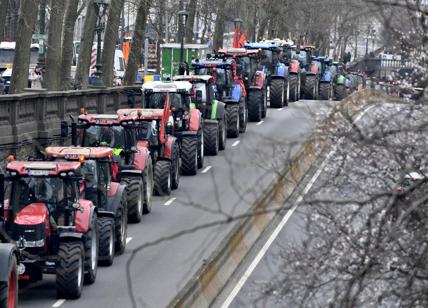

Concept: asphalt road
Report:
left=218, top=102, right=428, bottom=308
left=18, top=99, right=336, bottom=308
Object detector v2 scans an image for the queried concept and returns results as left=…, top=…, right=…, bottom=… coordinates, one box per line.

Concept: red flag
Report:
left=239, top=31, right=247, bottom=47
left=232, top=27, right=240, bottom=48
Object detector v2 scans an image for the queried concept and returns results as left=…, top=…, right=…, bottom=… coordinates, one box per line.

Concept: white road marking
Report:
left=202, top=166, right=212, bottom=174
left=164, top=197, right=176, bottom=206
left=52, top=299, right=66, bottom=308
left=277, top=108, right=284, bottom=111
left=232, top=140, right=240, bottom=147
left=221, top=105, right=373, bottom=307
left=256, top=121, right=264, bottom=126
left=220, top=149, right=335, bottom=308
left=126, top=237, right=133, bottom=244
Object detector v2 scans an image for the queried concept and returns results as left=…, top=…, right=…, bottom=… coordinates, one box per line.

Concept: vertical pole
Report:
left=144, top=37, right=149, bottom=78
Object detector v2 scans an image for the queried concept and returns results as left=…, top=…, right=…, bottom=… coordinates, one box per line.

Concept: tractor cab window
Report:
left=81, top=160, right=98, bottom=206
left=82, top=125, right=126, bottom=149
left=193, top=82, right=207, bottom=103
left=136, top=120, right=158, bottom=145
left=98, top=161, right=110, bottom=206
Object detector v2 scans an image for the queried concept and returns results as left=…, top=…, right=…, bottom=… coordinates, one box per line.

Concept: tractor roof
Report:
left=217, top=48, right=260, bottom=58
left=117, top=108, right=164, bottom=120
left=7, top=161, right=81, bottom=176
left=78, top=113, right=131, bottom=125
left=45, top=146, right=112, bottom=159
left=302, top=45, right=316, bottom=50
left=174, top=75, right=213, bottom=83
left=142, top=81, right=193, bottom=93
left=244, top=42, right=280, bottom=50
left=192, top=58, right=235, bottom=68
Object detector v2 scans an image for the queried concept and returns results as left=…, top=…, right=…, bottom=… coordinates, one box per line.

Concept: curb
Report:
left=168, top=90, right=387, bottom=308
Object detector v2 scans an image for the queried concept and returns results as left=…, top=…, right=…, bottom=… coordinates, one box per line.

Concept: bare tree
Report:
left=9, top=0, right=40, bottom=94
left=213, top=0, right=227, bottom=50
left=124, top=0, right=152, bottom=86
left=185, top=0, right=198, bottom=43
left=0, top=0, right=9, bottom=42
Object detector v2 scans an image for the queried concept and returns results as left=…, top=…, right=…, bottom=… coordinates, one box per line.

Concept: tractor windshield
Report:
left=146, top=93, right=189, bottom=111
left=9, top=177, right=65, bottom=212
left=193, top=82, right=207, bottom=103
left=135, top=120, right=158, bottom=146
left=82, top=125, right=126, bottom=148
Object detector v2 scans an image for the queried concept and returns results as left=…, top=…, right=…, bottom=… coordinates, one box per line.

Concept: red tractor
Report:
left=61, top=113, right=153, bottom=223
left=0, top=215, right=18, bottom=307
left=0, top=160, right=98, bottom=299
left=45, top=146, right=128, bottom=264
left=141, top=81, right=205, bottom=176
left=217, top=48, right=268, bottom=122
left=117, top=100, right=181, bottom=195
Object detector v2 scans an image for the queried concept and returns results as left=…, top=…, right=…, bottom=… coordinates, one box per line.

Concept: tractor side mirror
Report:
left=195, top=90, right=203, bottom=104
left=60, top=121, right=69, bottom=138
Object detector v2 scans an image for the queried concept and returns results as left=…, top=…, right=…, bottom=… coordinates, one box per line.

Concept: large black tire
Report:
left=115, top=194, right=127, bottom=255
left=181, top=137, right=198, bottom=175
left=226, top=105, right=239, bottom=138
left=218, top=118, right=227, bottom=150
left=171, top=143, right=180, bottom=190
left=204, top=124, right=219, bottom=156
left=319, top=83, right=331, bottom=100
left=56, top=241, right=84, bottom=299
left=335, top=84, right=346, bottom=100
left=0, top=254, right=18, bottom=308
left=121, top=178, right=143, bottom=223
left=197, top=129, right=204, bottom=169
left=247, top=90, right=262, bottom=122
left=154, top=160, right=172, bottom=195
left=84, top=213, right=98, bottom=285
left=97, top=216, right=115, bottom=266
left=303, top=75, right=317, bottom=99
left=289, top=75, right=298, bottom=102
left=238, top=97, right=247, bottom=133
left=269, top=79, right=285, bottom=108
left=261, top=88, right=268, bottom=118
left=143, top=158, right=153, bottom=214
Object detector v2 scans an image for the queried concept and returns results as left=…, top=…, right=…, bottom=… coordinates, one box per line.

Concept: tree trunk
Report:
left=44, top=0, right=65, bottom=91
left=60, top=0, right=79, bottom=90
left=124, top=0, right=152, bottom=86
left=213, top=0, right=227, bottom=51
left=0, top=0, right=9, bottom=41
left=75, top=0, right=96, bottom=90
left=185, top=0, right=197, bottom=43
left=156, top=0, right=165, bottom=74
left=102, top=0, right=124, bottom=87
left=9, top=0, right=40, bottom=94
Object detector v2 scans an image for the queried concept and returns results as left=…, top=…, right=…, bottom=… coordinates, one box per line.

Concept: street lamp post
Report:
left=36, top=0, right=47, bottom=69
left=92, top=0, right=110, bottom=87
left=178, top=10, right=188, bottom=75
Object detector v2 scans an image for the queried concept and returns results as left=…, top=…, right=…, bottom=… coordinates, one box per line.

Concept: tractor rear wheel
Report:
left=171, top=143, right=180, bottom=190
left=238, top=97, right=247, bottom=133
left=0, top=254, right=18, bottom=308
left=226, top=105, right=239, bottom=138
left=154, top=160, right=172, bottom=195
left=219, top=118, right=227, bottom=150
left=115, top=195, right=127, bottom=255
left=247, top=90, right=262, bottom=122
left=335, top=85, right=346, bottom=100
left=97, top=216, right=115, bottom=266
left=270, top=79, right=285, bottom=108
left=121, top=178, right=143, bottom=223
left=56, top=241, right=84, bottom=299
left=143, top=158, right=153, bottom=214
left=319, top=83, right=331, bottom=100
left=289, top=75, right=298, bottom=102
left=204, top=124, right=219, bottom=156
left=181, top=137, right=198, bottom=175
left=303, top=76, right=317, bottom=99
left=84, top=213, right=98, bottom=285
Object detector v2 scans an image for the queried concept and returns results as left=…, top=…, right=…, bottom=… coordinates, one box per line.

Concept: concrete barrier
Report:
left=168, top=90, right=393, bottom=308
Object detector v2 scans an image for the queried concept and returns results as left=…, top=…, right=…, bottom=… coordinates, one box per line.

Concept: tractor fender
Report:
left=254, top=71, right=266, bottom=88
left=231, top=84, right=242, bottom=102
left=215, top=101, right=226, bottom=121
left=336, top=75, right=346, bottom=85
left=164, top=136, right=178, bottom=160
left=321, top=72, right=332, bottom=82
left=273, top=63, right=288, bottom=78
left=106, top=183, right=126, bottom=214
left=204, top=119, right=219, bottom=127
left=189, top=109, right=201, bottom=132
left=289, top=61, right=300, bottom=74
left=132, top=142, right=151, bottom=172
left=96, top=210, right=115, bottom=219
left=309, top=63, right=319, bottom=74
left=223, top=98, right=240, bottom=105
left=75, top=199, right=95, bottom=233
left=210, top=100, right=225, bottom=121
left=59, top=232, right=84, bottom=241
left=0, top=244, right=16, bottom=282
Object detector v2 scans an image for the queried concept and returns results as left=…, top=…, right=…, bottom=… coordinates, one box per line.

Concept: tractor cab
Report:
left=1, top=160, right=97, bottom=296
left=244, top=42, right=286, bottom=78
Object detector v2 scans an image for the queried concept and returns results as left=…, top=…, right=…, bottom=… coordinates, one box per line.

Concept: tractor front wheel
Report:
left=289, top=75, right=298, bottom=102
left=335, top=85, right=346, bottom=100
left=84, top=213, right=98, bottom=285
left=121, top=178, right=143, bottom=223
left=270, top=79, right=285, bottom=108
left=261, top=88, right=268, bottom=118
left=56, top=241, right=84, bottom=299
left=143, top=158, right=153, bottom=214
left=171, top=143, right=180, bottom=190
left=154, top=160, right=172, bottom=195
left=226, top=105, right=239, bottom=138
left=181, top=137, right=198, bottom=175
left=238, top=97, right=247, bottom=133
left=303, top=76, right=317, bottom=99
left=247, top=90, right=262, bottom=122
left=0, top=254, right=18, bottom=308
left=197, top=129, right=204, bottom=169
left=115, top=196, right=128, bottom=255
left=319, top=83, right=331, bottom=100
left=219, top=118, right=227, bottom=150
left=204, top=124, right=219, bottom=156
left=97, top=216, right=115, bottom=266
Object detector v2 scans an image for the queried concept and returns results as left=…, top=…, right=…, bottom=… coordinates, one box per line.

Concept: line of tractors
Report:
left=0, top=40, right=364, bottom=307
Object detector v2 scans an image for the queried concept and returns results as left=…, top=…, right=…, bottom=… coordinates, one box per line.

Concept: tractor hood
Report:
left=14, top=203, right=49, bottom=225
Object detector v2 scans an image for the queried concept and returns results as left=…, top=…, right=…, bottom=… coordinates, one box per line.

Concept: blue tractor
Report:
left=192, top=58, right=248, bottom=138
left=245, top=43, right=290, bottom=108
left=315, top=57, right=336, bottom=100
